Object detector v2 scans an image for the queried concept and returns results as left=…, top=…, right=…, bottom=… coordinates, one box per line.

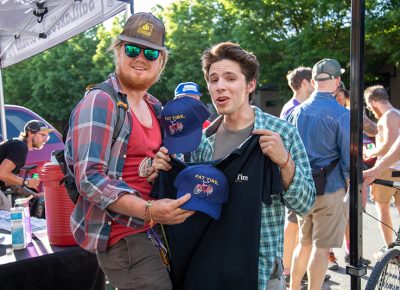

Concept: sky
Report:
left=104, top=0, right=175, bottom=27
left=133, top=0, right=175, bottom=12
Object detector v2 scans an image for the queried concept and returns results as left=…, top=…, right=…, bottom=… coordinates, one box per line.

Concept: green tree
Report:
left=149, top=0, right=237, bottom=103
left=3, top=20, right=123, bottom=129
left=3, top=0, right=399, bottom=126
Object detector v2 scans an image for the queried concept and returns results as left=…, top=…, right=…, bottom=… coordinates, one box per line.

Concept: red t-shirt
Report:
left=108, top=101, right=162, bottom=246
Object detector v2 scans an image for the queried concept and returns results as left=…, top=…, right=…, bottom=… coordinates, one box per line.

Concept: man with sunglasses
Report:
left=0, top=120, right=51, bottom=210
left=65, top=13, right=194, bottom=290
left=363, top=85, right=400, bottom=259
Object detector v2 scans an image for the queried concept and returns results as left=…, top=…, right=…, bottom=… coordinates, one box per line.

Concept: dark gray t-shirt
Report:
left=212, top=122, right=254, bottom=160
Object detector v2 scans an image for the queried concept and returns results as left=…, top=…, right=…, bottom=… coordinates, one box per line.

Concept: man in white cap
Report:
left=288, top=58, right=350, bottom=290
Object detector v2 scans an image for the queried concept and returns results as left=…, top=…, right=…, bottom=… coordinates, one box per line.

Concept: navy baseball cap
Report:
left=160, top=97, right=210, bottom=154
left=24, top=120, right=54, bottom=133
left=174, top=82, right=202, bottom=98
left=174, top=164, right=229, bottom=220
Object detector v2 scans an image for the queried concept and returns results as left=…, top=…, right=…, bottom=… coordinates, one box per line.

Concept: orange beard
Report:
left=116, top=63, right=158, bottom=92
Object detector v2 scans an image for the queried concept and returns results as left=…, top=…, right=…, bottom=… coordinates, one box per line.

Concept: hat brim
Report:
left=117, top=35, right=167, bottom=51
left=163, top=127, right=202, bottom=155
left=178, top=192, right=221, bottom=220
left=39, top=128, right=54, bottom=133
left=175, top=92, right=202, bottom=97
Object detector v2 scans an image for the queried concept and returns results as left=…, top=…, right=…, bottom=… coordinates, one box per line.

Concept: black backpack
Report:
left=54, top=82, right=128, bottom=204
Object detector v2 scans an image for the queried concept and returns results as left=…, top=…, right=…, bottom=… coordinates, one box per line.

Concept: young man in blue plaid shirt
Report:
left=153, top=42, right=315, bottom=290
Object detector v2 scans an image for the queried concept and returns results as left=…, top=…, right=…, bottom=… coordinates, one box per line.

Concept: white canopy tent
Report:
left=0, top=0, right=130, bottom=139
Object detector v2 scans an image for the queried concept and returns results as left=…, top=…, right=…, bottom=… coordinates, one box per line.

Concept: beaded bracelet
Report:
left=279, top=152, right=291, bottom=169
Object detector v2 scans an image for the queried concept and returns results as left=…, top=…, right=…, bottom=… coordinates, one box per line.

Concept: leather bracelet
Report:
left=279, top=152, right=291, bottom=169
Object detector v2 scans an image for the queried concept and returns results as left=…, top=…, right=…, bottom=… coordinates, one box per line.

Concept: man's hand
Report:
left=152, top=147, right=172, bottom=173
left=151, top=193, right=195, bottom=224
left=363, top=149, right=375, bottom=160
left=253, top=129, right=288, bottom=165
left=27, top=178, right=40, bottom=191
left=363, top=167, right=379, bottom=187
left=362, top=167, right=380, bottom=208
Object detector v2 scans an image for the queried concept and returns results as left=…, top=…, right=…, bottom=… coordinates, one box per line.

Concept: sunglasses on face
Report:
left=124, top=44, right=160, bottom=61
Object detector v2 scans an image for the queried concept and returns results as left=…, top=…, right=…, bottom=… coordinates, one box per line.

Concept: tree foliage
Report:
left=2, top=0, right=399, bottom=129
left=3, top=20, right=123, bottom=129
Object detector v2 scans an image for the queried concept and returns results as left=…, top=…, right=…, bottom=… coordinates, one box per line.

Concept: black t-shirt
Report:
left=0, top=138, right=28, bottom=190
left=151, top=135, right=284, bottom=290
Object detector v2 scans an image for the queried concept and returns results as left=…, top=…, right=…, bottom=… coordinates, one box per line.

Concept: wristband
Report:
left=144, top=200, right=154, bottom=227
left=279, top=152, right=290, bottom=169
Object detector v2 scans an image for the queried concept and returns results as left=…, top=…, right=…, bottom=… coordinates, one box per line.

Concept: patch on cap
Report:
left=160, top=97, right=210, bottom=154
left=137, top=22, right=153, bottom=36
left=174, top=164, right=229, bottom=220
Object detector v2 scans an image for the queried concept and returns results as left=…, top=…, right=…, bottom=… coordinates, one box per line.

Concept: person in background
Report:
left=335, top=87, right=350, bottom=109
left=363, top=85, right=400, bottom=259
left=0, top=120, right=49, bottom=210
left=280, top=66, right=316, bottom=286
left=65, top=13, right=194, bottom=290
left=333, top=85, right=372, bottom=267
left=280, top=67, right=314, bottom=120
left=288, top=58, right=350, bottom=290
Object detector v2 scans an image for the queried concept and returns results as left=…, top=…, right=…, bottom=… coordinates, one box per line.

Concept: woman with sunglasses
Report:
left=65, top=13, right=194, bottom=290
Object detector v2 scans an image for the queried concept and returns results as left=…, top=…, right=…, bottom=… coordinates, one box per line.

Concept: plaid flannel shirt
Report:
left=191, top=106, right=316, bottom=289
left=66, top=73, right=161, bottom=253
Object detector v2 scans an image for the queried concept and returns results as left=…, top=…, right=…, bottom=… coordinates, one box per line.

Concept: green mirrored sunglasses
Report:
left=124, top=44, right=160, bottom=61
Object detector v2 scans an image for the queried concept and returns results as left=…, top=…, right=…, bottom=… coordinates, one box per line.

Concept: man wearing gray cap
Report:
left=65, top=13, right=194, bottom=290
left=288, top=59, right=350, bottom=290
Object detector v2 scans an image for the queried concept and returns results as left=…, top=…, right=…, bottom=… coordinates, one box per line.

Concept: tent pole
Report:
left=0, top=68, right=7, bottom=140
left=347, top=0, right=367, bottom=289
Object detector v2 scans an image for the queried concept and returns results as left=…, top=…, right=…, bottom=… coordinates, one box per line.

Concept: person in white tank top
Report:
left=363, top=85, right=400, bottom=259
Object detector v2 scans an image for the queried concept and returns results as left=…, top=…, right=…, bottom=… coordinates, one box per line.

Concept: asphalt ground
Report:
left=291, top=199, right=400, bottom=290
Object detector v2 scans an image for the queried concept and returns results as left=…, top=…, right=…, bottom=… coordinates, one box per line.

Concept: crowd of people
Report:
left=2, top=11, right=399, bottom=290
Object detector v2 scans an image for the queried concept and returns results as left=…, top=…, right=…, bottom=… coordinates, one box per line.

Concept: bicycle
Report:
left=365, top=178, right=400, bottom=290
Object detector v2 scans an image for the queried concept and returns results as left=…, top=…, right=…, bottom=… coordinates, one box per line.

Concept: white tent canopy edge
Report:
left=0, top=0, right=128, bottom=139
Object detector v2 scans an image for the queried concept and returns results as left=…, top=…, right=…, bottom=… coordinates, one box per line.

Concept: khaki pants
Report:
left=97, top=231, right=172, bottom=290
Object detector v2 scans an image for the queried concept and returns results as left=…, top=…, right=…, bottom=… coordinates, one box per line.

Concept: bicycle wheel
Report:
left=366, top=247, right=400, bottom=290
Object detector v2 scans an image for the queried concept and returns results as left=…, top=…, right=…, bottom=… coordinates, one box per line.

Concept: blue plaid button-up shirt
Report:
left=191, top=106, right=315, bottom=289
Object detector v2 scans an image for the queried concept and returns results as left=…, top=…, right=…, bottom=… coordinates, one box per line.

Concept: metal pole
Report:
left=346, top=0, right=366, bottom=289
left=0, top=68, right=7, bottom=141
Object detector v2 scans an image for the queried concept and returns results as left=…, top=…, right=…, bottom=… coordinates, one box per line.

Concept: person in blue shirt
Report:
left=288, top=58, right=350, bottom=290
